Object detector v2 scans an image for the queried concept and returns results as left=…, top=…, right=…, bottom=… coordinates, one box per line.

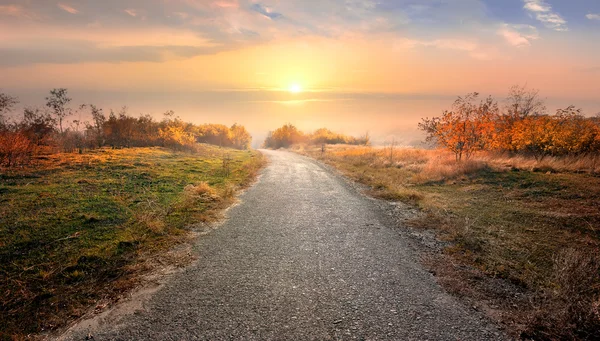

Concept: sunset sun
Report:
left=289, top=84, right=302, bottom=93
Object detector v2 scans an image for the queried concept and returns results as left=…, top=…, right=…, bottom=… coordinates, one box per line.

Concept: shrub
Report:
left=0, top=131, right=37, bottom=167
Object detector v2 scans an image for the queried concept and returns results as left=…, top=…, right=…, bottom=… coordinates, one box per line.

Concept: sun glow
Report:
left=289, top=84, right=302, bottom=93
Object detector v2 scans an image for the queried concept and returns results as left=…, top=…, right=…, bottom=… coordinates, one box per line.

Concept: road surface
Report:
left=62, top=150, right=505, bottom=340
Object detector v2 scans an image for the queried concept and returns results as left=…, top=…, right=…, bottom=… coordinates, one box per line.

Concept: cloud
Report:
left=0, top=0, right=546, bottom=66
left=395, top=37, right=494, bottom=60
left=212, top=1, right=239, bottom=8
left=522, top=0, right=567, bottom=31
left=0, top=4, right=38, bottom=19
left=587, top=13, right=600, bottom=21
left=57, top=3, right=79, bottom=14
left=124, top=9, right=138, bottom=17
left=498, top=24, right=539, bottom=47
left=250, top=3, right=282, bottom=20
left=523, top=0, right=550, bottom=12
left=0, top=41, right=229, bottom=66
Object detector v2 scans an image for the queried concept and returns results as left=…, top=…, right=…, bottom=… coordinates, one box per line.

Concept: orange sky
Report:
left=1, top=0, right=599, bottom=145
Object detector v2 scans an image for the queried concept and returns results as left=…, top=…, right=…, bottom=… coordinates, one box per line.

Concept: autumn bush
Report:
left=420, top=86, right=600, bottom=161
left=0, top=130, right=38, bottom=167
left=263, top=124, right=369, bottom=149
left=0, top=89, right=254, bottom=169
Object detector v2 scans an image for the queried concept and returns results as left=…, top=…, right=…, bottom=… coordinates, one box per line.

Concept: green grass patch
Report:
left=0, top=146, right=265, bottom=339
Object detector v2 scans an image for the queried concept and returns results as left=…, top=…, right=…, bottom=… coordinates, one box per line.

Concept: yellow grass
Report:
left=294, top=143, right=600, bottom=339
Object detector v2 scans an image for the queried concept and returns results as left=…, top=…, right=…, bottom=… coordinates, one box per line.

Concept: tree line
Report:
left=0, top=89, right=252, bottom=167
left=419, top=85, right=600, bottom=161
left=263, top=124, right=370, bottom=149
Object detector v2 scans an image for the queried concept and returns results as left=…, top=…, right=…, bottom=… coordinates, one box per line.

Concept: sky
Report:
left=1, top=0, right=599, bottom=145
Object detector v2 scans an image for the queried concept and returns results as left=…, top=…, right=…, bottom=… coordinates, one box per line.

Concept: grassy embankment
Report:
left=0, top=145, right=265, bottom=340
left=294, top=144, right=600, bottom=340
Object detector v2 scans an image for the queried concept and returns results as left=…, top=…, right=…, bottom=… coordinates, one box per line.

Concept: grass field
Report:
left=294, top=144, right=600, bottom=340
left=0, top=145, right=265, bottom=340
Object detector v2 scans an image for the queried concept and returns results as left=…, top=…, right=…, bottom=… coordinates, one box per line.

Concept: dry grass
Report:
left=295, top=144, right=600, bottom=340
left=480, top=152, right=600, bottom=174
left=523, top=248, right=600, bottom=340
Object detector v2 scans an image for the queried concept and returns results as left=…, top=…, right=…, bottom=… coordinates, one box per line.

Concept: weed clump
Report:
left=184, top=182, right=219, bottom=201
left=524, top=248, right=600, bottom=340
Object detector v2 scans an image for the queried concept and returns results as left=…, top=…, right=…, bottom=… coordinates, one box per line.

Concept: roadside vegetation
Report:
left=0, top=90, right=266, bottom=339
left=263, top=124, right=370, bottom=149
left=275, top=86, right=600, bottom=340
left=0, top=89, right=252, bottom=168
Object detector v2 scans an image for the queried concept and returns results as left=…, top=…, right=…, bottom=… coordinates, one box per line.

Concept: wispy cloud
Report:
left=523, top=0, right=567, bottom=31
left=124, top=9, right=138, bottom=17
left=0, top=42, right=227, bottom=66
left=57, top=3, right=79, bottom=15
left=587, top=13, right=600, bottom=21
left=0, top=4, right=37, bottom=19
left=395, top=37, right=494, bottom=60
left=498, top=24, right=539, bottom=47
left=250, top=3, right=282, bottom=20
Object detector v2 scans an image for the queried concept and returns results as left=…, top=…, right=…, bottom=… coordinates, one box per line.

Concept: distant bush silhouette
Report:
left=263, top=124, right=369, bottom=149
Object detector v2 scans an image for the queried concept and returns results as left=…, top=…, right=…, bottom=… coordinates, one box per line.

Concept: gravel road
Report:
left=61, top=150, right=505, bottom=340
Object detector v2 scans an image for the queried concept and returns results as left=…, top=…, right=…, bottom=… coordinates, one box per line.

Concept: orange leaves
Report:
left=264, top=124, right=306, bottom=149
left=263, top=125, right=368, bottom=149
left=419, top=93, right=499, bottom=161
left=420, top=91, right=600, bottom=160
left=0, top=131, right=38, bottom=167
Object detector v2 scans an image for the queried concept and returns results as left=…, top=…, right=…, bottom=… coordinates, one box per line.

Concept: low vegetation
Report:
left=419, top=86, right=600, bottom=161
left=294, top=144, right=599, bottom=340
left=263, top=124, right=370, bottom=149
left=0, top=88, right=265, bottom=339
left=0, top=89, right=253, bottom=168
left=0, top=146, right=265, bottom=339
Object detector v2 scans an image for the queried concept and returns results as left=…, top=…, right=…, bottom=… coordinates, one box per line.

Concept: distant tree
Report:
left=419, top=92, right=498, bottom=161
left=551, top=106, right=599, bottom=156
left=84, top=104, right=106, bottom=148
left=45, top=88, right=73, bottom=133
left=20, top=107, right=56, bottom=145
left=230, top=123, right=252, bottom=150
left=264, top=123, right=306, bottom=149
left=0, top=92, right=18, bottom=127
left=505, top=84, right=546, bottom=118
left=511, top=115, right=556, bottom=160
left=195, top=124, right=232, bottom=147
left=495, top=85, right=546, bottom=152
left=360, top=131, right=371, bottom=146
left=159, top=111, right=195, bottom=150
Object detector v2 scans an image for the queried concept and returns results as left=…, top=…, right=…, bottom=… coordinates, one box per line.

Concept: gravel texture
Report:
left=61, top=150, right=506, bottom=340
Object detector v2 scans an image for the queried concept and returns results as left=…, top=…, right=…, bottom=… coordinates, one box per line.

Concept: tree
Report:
left=0, top=92, right=18, bottom=127
left=20, top=107, right=56, bottom=145
left=84, top=104, right=106, bottom=147
left=230, top=123, right=252, bottom=150
left=45, top=88, right=73, bottom=133
left=495, top=85, right=547, bottom=152
left=505, top=84, right=546, bottom=118
left=195, top=124, right=232, bottom=147
left=264, top=123, right=306, bottom=149
left=419, top=93, right=498, bottom=161
left=511, top=115, right=556, bottom=160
